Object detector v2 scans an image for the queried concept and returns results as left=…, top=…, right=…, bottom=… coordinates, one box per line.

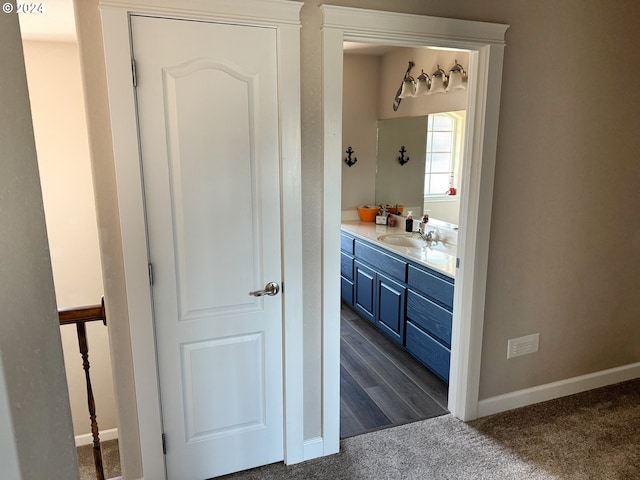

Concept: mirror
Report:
left=375, top=116, right=428, bottom=215
left=341, top=44, right=469, bottom=225
left=375, top=111, right=466, bottom=225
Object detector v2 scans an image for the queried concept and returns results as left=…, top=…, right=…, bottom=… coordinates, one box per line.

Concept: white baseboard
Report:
left=303, top=436, right=324, bottom=461
left=477, top=362, right=640, bottom=418
left=75, top=427, right=118, bottom=447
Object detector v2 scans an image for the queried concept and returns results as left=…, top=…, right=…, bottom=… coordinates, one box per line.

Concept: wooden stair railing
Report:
left=59, top=297, right=107, bottom=480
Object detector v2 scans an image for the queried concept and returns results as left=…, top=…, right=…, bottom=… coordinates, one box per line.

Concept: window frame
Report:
left=424, top=110, right=466, bottom=202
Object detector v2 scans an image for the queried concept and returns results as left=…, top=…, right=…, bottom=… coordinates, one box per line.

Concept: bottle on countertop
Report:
left=405, top=211, right=413, bottom=232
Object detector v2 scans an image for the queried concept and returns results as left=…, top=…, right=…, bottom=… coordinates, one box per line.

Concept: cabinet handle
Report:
left=249, top=282, right=280, bottom=297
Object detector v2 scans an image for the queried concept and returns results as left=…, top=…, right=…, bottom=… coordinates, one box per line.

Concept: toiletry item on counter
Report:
left=376, top=206, right=389, bottom=225
left=419, top=214, right=428, bottom=233
left=388, top=216, right=397, bottom=227
left=405, top=211, right=413, bottom=232
left=447, top=172, right=457, bottom=195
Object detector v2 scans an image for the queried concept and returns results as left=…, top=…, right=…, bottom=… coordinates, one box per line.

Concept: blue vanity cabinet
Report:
left=340, top=233, right=355, bottom=306
left=339, top=229, right=454, bottom=383
left=405, top=265, right=454, bottom=382
left=341, top=252, right=354, bottom=305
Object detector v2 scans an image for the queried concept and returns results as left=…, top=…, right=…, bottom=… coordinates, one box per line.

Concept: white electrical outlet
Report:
left=507, top=333, right=540, bottom=359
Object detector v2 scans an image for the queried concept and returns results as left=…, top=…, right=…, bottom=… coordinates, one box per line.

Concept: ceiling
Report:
left=18, top=0, right=76, bottom=42
left=343, top=42, right=399, bottom=56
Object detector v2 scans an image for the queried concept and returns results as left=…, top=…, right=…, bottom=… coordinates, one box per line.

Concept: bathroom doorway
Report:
left=339, top=43, right=466, bottom=438
left=321, top=5, right=509, bottom=453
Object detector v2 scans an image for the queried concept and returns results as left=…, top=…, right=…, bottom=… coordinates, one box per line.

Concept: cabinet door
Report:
left=341, top=276, right=354, bottom=306
left=353, top=260, right=376, bottom=324
left=376, top=273, right=406, bottom=345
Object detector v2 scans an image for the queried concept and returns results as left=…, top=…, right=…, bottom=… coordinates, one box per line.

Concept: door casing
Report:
left=100, top=1, right=303, bottom=478
left=320, top=6, right=509, bottom=456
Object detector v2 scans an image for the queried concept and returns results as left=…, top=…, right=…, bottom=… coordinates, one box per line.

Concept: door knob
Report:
left=249, top=282, right=280, bottom=297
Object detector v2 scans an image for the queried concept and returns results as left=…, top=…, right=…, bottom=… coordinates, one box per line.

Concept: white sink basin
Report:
left=377, top=234, right=427, bottom=248
left=377, top=233, right=457, bottom=256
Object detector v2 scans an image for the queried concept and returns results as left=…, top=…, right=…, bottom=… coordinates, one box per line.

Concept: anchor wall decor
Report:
left=344, top=146, right=358, bottom=167
left=397, top=146, right=410, bottom=166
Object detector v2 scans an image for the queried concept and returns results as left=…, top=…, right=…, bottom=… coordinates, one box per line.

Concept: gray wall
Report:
left=341, top=54, right=379, bottom=210
left=0, top=8, right=78, bottom=479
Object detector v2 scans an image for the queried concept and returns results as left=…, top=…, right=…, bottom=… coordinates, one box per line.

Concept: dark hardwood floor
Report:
left=340, top=303, right=449, bottom=438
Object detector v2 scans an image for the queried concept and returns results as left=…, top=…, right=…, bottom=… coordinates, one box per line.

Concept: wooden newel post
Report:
left=77, top=321, right=105, bottom=480
left=59, top=298, right=108, bottom=480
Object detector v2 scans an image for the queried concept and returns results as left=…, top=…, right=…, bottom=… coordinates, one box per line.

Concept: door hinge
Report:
left=162, top=433, right=167, bottom=455
left=148, top=263, right=154, bottom=286
left=131, top=58, right=137, bottom=87
left=456, top=257, right=461, bottom=269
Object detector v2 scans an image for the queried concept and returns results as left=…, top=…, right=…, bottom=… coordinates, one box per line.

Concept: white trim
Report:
left=321, top=25, right=345, bottom=458
left=75, top=428, right=119, bottom=447
left=99, top=1, right=303, bottom=477
left=303, top=437, right=324, bottom=461
left=100, top=0, right=301, bottom=26
left=477, top=363, right=640, bottom=418
left=276, top=23, right=305, bottom=466
left=320, top=8, right=509, bottom=450
left=100, top=7, right=166, bottom=479
left=321, top=6, right=508, bottom=47
left=424, top=195, right=459, bottom=203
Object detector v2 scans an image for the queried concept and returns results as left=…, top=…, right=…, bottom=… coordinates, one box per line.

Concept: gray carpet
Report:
left=470, top=378, right=640, bottom=479
left=220, top=379, right=639, bottom=480
left=78, top=379, right=640, bottom=479
left=77, top=439, right=121, bottom=480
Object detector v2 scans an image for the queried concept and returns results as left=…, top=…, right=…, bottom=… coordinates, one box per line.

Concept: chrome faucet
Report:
left=415, top=221, right=435, bottom=242
left=418, top=229, right=435, bottom=242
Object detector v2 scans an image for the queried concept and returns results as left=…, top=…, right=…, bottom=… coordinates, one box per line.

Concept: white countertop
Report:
left=341, top=220, right=457, bottom=279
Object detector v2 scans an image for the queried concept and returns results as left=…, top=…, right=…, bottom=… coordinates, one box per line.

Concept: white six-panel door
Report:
left=131, top=15, right=284, bottom=479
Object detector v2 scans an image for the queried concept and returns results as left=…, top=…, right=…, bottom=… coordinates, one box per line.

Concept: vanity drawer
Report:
left=407, top=265, right=454, bottom=309
left=354, top=240, right=407, bottom=282
left=407, top=290, right=452, bottom=347
left=340, top=233, right=355, bottom=254
left=405, top=321, right=450, bottom=382
left=340, top=252, right=354, bottom=280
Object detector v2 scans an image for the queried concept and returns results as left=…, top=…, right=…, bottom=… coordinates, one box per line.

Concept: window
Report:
left=424, top=112, right=464, bottom=198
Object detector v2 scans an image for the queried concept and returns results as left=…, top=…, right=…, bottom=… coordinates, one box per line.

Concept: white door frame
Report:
left=321, top=6, right=509, bottom=455
left=99, top=1, right=303, bottom=477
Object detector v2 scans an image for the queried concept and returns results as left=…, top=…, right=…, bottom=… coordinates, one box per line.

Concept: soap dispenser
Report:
left=405, top=211, right=413, bottom=232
